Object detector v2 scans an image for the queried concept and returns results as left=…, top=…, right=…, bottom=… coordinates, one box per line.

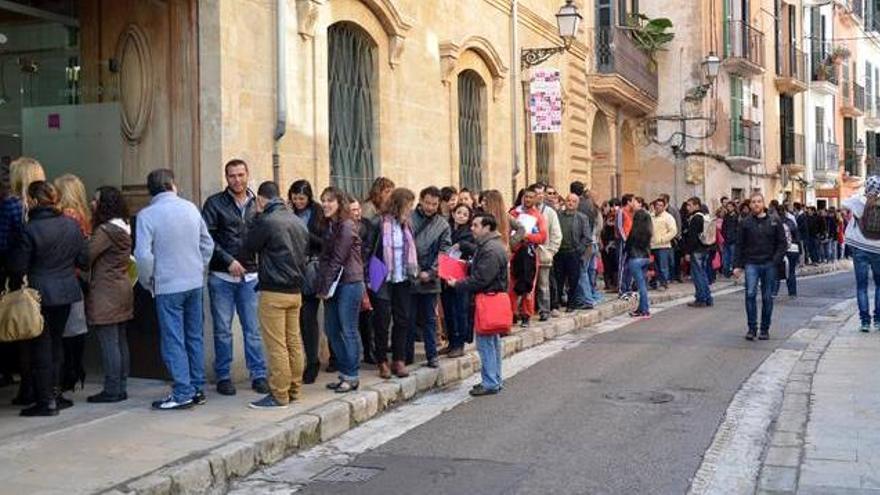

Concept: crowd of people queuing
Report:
left=0, top=154, right=872, bottom=417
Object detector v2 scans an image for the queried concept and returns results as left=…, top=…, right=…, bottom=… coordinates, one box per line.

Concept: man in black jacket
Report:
left=242, top=181, right=309, bottom=410
left=684, top=197, right=713, bottom=307
left=202, top=159, right=268, bottom=397
left=721, top=202, right=739, bottom=277
left=734, top=193, right=788, bottom=341
left=448, top=213, right=508, bottom=396
left=555, top=193, right=591, bottom=312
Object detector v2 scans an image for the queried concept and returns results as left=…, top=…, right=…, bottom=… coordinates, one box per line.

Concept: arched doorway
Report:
left=328, top=22, right=378, bottom=200
left=621, top=122, right=639, bottom=195
left=590, top=113, right=613, bottom=202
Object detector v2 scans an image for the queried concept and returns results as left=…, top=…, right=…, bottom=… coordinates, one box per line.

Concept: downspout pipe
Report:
left=273, top=0, right=288, bottom=184
left=510, top=0, right=520, bottom=200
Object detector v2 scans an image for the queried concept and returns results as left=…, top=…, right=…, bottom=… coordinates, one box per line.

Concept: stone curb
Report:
left=107, top=263, right=849, bottom=495
left=755, top=297, right=858, bottom=495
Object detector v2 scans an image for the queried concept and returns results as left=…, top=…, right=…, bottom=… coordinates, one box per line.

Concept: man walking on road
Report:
left=843, top=176, right=880, bottom=332
left=202, top=159, right=269, bottom=397
left=135, top=169, right=214, bottom=410
left=684, top=197, right=713, bottom=308
left=242, top=181, right=310, bottom=409
left=734, top=193, right=787, bottom=341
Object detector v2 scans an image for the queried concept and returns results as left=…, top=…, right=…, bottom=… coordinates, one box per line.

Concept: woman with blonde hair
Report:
left=1, top=157, right=45, bottom=403
left=53, top=174, right=91, bottom=392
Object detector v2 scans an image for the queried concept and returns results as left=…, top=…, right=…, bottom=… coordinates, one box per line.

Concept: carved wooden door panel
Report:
left=80, top=0, right=198, bottom=209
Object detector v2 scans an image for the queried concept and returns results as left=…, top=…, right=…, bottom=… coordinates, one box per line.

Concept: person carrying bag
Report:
left=0, top=277, right=43, bottom=342
left=447, top=212, right=510, bottom=397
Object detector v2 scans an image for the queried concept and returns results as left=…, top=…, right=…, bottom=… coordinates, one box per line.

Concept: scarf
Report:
left=382, top=216, right=418, bottom=280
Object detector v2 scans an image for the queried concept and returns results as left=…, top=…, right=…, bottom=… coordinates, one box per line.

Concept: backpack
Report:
left=860, top=195, right=880, bottom=240
left=698, top=213, right=716, bottom=246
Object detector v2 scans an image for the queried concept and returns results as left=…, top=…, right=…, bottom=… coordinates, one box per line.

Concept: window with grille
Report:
left=458, top=70, right=484, bottom=191
left=328, top=23, right=377, bottom=200
left=536, top=134, right=551, bottom=185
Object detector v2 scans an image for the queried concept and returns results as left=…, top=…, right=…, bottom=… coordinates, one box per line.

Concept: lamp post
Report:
left=686, top=52, right=722, bottom=101
left=520, top=0, right=582, bottom=70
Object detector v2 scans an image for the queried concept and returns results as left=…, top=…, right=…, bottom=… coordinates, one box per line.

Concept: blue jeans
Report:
left=155, top=288, right=206, bottom=403
left=628, top=257, right=651, bottom=314
left=442, top=288, right=472, bottom=350
left=208, top=275, right=267, bottom=381
left=652, top=248, right=672, bottom=286
left=853, top=247, right=880, bottom=325
left=690, top=252, right=713, bottom=305
left=408, top=293, right=439, bottom=363
left=324, top=282, right=364, bottom=381
left=823, top=240, right=834, bottom=262
left=577, top=249, right=603, bottom=306
left=476, top=333, right=502, bottom=391
left=722, top=244, right=736, bottom=277
left=745, top=262, right=777, bottom=332
left=782, top=252, right=800, bottom=296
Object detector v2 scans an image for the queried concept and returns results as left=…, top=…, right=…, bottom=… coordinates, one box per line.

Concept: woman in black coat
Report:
left=10, top=181, right=86, bottom=416
left=441, top=204, right=478, bottom=357
left=288, top=180, right=327, bottom=383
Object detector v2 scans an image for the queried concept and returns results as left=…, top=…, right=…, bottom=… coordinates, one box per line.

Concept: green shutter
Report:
left=458, top=71, right=484, bottom=191
left=328, top=23, right=377, bottom=200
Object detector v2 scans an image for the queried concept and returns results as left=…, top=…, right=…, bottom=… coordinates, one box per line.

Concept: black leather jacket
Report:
left=202, top=189, right=257, bottom=273
left=243, top=200, right=309, bottom=294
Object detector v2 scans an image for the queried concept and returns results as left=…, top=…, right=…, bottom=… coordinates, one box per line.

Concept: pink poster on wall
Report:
left=529, top=68, right=562, bottom=134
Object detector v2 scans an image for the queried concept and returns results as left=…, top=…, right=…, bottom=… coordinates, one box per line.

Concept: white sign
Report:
left=529, top=68, right=562, bottom=134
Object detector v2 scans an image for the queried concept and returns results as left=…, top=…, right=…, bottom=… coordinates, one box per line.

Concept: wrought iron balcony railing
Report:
left=726, top=20, right=765, bottom=70
left=776, top=44, right=807, bottom=83
left=781, top=131, right=805, bottom=166
left=595, top=26, right=659, bottom=100
left=815, top=142, right=839, bottom=172
left=730, top=118, right=762, bottom=160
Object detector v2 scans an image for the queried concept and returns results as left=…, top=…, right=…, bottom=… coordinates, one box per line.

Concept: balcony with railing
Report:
left=867, top=156, right=880, bottom=177
left=842, top=81, right=866, bottom=117
left=844, top=149, right=863, bottom=177
left=728, top=118, right=762, bottom=167
left=867, top=96, right=880, bottom=127
left=590, top=26, right=659, bottom=116
left=724, top=20, right=765, bottom=77
left=775, top=44, right=808, bottom=95
left=810, top=41, right=839, bottom=94
left=814, top=142, right=840, bottom=182
left=781, top=131, right=806, bottom=173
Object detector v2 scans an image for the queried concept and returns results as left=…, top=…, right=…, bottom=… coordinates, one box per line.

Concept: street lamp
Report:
left=521, top=0, right=582, bottom=69
left=686, top=52, right=722, bottom=101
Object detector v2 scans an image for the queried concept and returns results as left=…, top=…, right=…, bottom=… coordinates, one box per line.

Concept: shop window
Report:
left=328, top=22, right=377, bottom=200
left=458, top=70, right=484, bottom=191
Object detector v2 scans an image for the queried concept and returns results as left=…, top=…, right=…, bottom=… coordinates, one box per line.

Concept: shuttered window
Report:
left=328, top=23, right=377, bottom=200
left=458, top=70, right=484, bottom=191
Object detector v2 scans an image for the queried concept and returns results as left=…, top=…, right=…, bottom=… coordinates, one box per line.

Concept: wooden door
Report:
left=79, top=0, right=199, bottom=379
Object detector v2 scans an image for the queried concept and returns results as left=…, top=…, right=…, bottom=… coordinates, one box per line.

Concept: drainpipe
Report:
left=273, top=0, right=288, bottom=184
left=511, top=0, right=520, bottom=200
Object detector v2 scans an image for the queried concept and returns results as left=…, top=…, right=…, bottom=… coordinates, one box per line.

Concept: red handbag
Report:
left=474, top=292, right=513, bottom=335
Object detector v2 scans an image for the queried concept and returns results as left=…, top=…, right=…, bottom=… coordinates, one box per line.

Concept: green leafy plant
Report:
left=625, top=14, right=675, bottom=71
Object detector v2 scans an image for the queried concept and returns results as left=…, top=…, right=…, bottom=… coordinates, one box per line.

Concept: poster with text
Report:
left=529, top=68, right=562, bottom=134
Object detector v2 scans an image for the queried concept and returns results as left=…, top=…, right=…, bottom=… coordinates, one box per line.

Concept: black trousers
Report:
left=31, top=304, right=71, bottom=406
left=299, top=294, right=321, bottom=369
left=370, top=281, right=411, bottom=363
left=554, top=251, right=582, bottom=309
left=358, top=309, right=374, bottom=362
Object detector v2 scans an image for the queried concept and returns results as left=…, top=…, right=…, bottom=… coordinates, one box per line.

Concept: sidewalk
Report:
left=0, top=262, right=847, bottom=495
left=757, top=294, right=879, bottom=494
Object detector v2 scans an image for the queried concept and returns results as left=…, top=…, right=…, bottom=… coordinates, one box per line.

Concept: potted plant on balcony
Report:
left=829, top=45, right=851, bottom=65
left=815, top=62, right=834, bottom=81
left=624, top=13, right=675, bottom=72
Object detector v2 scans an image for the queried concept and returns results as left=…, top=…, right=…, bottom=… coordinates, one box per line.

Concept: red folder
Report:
left=438, top=253, right=468, bottom=282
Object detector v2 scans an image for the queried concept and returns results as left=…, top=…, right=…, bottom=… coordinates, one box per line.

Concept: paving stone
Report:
left=437, top=358, right=460, bottom=385
left=203, top=452, right=227, bottom=491
left=470, top=353, right=481, bottom=372
left=245, top=425, right=288, bottom=465
left=127, top=474, right=172, bottom=495
left=573, top=313, right=590, bottom=327
left=758, top=465, right=798, bottom=492
left=367, top=381, right=400, bottom=411
left=310, top=401, right=351, bottom=442
left=398, top=374, right=418, bottom=400
left=764, top=446, right=801, bottom=468
left=785, top=380, right=811, bottom=395
left=771, top=431, right=802, bottom=448
left=458, top=355, right=475, bottom=378
left=775, top=411, right=807, bottom=434
left=210, top=441, right=256, bottom=479
left=168, top=458, right=213, bottom=495
left=555, top=319, right=576, bottom=335
left=277, top=414, right=320, bottom=450
left=800, top=458, right=863, bottom=489
left=413, top=367, right=439, bottom=392
left=339, top=391, right=380, bottom=424
left=542, top=323, right=558, bottom=339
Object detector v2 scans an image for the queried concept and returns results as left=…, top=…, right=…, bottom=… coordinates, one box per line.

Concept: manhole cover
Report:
left=603, top=391, right=675, bottom=404
left=312, top=465, right=383, bottom=483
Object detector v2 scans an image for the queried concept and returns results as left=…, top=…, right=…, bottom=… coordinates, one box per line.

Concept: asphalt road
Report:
left=294, top=272, right=854, bottom=495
